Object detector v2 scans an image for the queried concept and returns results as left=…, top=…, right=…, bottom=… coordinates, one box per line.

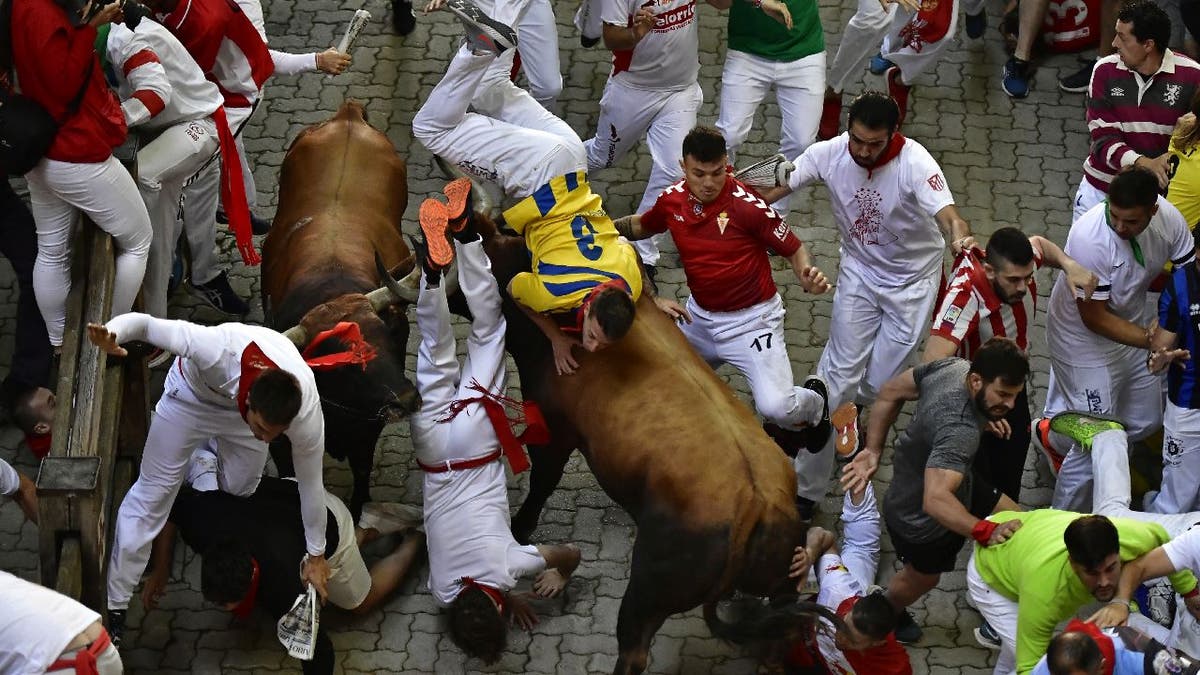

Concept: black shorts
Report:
left=886, top=475, right=1002, bottom=575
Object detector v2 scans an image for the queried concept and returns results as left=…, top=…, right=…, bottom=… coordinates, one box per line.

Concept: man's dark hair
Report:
left=985, top=227, right=1036, bottom=269
left=591, top=287, right=636, bottom=341
left=1118, top=0, right=1171, bottom=55
left=447, top=586, right=507, bottom=664
left=968, top=337, right=1030, bottom=387
left=1046, top=630, right=1103, bottom=675
left=1108, top=167, right=1162, bottom=210
left=201, top=539, right=254, bottom=604
left=11, top=387, right=40, bottom=434
left=850, top=592, right=898, bottom=641
left=1064, top=515, right=1121, bottom=569
left=248, top=368, right=302, bottom=425
left=682, top=126, right=728, bottom=164
left=847, top=92, right=901, bottom=134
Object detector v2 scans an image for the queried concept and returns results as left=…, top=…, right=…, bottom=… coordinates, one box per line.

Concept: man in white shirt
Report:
left=583, top=0, right=789, bottom=269
left=104, top=17, right=249, bottom=318
left=0, top=571, right=123, bottom=675
left=411, top=200, right=581, bottom=664
left=760, top=90, right=974, bottom=517
left=1042, top=167, right=1196, bottom=512
left=87, top=314, right=337, bottom=645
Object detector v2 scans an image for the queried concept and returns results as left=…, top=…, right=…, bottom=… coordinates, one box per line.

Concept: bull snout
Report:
left=334, top=99, right=368, bottom=124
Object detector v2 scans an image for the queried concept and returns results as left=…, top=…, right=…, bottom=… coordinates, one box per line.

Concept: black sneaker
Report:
left=392, top=0, right=416, bottom=35
left=894, top=610, right=923, bottom=644
left=795, top=495, right=816, bottom=523
left=1059, top=60, right=1095, bottom=93
left=974, top=620, right=1001, bottom=650
left=215, top=209, right=272, bottom=236
left=801, top=376, right=832, bottom=451
left=964, top=10, right=986, bottom=39
left=763, top=421, right=805, bottom=459
left=580, top=34, right=600, bottom=48
left=189, top=271, right=250, bottom=316
left=443, top=0, right=518, bottom=55
left=108, top=609, right=127, bottom=648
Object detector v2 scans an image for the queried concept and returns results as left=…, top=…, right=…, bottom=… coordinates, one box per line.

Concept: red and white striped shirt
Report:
left=930, top=248, right=1043, bottom=359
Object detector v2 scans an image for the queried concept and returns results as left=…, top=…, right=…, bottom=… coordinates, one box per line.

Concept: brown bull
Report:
left=261, top=100, right=420, bottom=517
left=469, top=216, right=803, bottom=675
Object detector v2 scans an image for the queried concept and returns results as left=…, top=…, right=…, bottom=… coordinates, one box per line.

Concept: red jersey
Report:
left=930, top=247, right=1043, bottom=359
left=640, top=175, right=801, bottom=312
left=13, top=0, right=126, bottom=163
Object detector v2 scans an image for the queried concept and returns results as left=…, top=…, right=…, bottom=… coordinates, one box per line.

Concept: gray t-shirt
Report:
left=882, top=358, right=986, bottom=543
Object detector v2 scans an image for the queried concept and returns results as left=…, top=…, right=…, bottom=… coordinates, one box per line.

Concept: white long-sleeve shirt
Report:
left=0, top=571, right=101, bottom=675
left=107, top=313, right=328, bottom=555
left=106, top=19, right=222, bottom=131
left=0, top=458, right=19, bottom=498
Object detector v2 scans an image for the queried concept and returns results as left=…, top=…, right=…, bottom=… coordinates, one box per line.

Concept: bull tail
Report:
left=704, top=597, right=844, bottom=645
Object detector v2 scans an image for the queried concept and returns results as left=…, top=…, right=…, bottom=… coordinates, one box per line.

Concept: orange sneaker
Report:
left=418, top=198, right=454, bottom=270
left=442, top=177, right=472, bottom=233
left=1032, top=417, right=1065, bottom=477
left=832, top=402, right=859, bottom=458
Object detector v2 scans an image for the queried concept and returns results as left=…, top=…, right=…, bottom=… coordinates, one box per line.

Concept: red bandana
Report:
left=855, top=132, right=908, bottom=179
left=1064, top=619, right=1116, bottom=675
left=437, top=380, right=550, bottom=474
left=24, top=432, right=51, bottom=459
left=230, top=557, right=261, bottom=619
left=301, top=322, right=378, bottom=371
left=237, top=342, right=279, bottom=420
left=460, top=576, right=505, bottom=614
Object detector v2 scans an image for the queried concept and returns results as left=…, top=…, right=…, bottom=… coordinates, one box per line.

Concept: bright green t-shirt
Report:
left=727, top=0, right=823, bottom=63
left=972, top=509, right=1197, bottom=675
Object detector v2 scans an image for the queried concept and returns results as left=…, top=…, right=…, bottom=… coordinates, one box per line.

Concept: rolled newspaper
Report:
left=336, top=9, right=371, bottom=55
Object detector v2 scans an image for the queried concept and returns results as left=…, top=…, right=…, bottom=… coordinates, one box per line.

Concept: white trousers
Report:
left=717, top=49, right=825, bottom=218
left=574, top=0, right=602, bottom=40
left=108, top=363, right=268, bottom=609
left=513, top=0, right=562, bottom=108
left=411, top=238, right=508, bottom=462
left=794, top=262, right=940, bottom=501
left=1044, top=348, right=1163, bottom=511
left=414, top=46, right=585, bottom=202
left=137, top=117, right=220, bottom=318
left=839, top=483, right=882, bottom=589
left=967, top=551, right=1019, bottom=675
left=1089, top=429, right=1200, bottom=538
left=827, top=0, right=896, bottom=94
left=584, top=78, right=703, bottom=265
left=25, top=156, right=152, bottom=346
left=680, top=293, right=823, bottom=431
left=1148, top=402, right=1200, bottom=513
left=182, top=101, right=258, bottom=232
left=1073, top=179, right=1106, bottom=221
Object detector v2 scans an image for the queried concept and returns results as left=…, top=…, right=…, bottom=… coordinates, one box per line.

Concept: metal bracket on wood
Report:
left=36, top=456, right=101, bottom=493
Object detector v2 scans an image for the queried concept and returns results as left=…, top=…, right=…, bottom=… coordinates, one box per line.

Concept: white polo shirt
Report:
left=1047, top=196, right=1194, bottom=366
left=0, top=571, right=100, bottom=675
left=789, top=134, right=955, bottom=287
left=601, top=0, right=698, bottom=91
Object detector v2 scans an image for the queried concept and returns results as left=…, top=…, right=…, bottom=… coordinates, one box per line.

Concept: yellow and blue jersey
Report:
left=1169, top=138, right=1200, bottom=230
left=505, top=171, right=643, bottom=314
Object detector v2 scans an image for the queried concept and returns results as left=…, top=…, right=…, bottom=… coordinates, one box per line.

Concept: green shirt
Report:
left=973, top=509, right=1197, bottom=675
left=727, top=0, right=823, bottom=63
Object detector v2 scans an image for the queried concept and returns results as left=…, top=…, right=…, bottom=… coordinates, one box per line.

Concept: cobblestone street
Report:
left=0, top=0, right=1104, bottom=671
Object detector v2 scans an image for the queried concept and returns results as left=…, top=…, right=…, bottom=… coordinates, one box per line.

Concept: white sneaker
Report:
left=358, top=502, right=424, bottom=535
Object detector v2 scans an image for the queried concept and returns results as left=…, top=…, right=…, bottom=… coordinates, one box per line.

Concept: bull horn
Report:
left=368, top=250, right=420, bottom=308
left=433, top=154, right=498, bottom=220
left=283, top=324, right=308, bottom=347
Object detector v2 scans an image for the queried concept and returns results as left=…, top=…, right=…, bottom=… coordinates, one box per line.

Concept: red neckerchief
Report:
left=570, top=278, right=632, bottom=335
left=237, top=342, right=279, bottom=420
left=855, top=132, right=908, bottom=179
left=437, top=380, right=550, bottom=474
left=211, top=105, right=259, bottom=265
left=460, top=577, right=506, bottom=614
left=24, top=432, right=51, bottom=459
left=230, top=557, right=261, bottom=619
left=1065, top=619, right=1116, bottom=675
left=301, top=322, right=377, bottom=371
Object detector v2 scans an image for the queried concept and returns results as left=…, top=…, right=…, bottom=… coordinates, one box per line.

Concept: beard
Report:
left=974, top=389, right=1010, bottom=421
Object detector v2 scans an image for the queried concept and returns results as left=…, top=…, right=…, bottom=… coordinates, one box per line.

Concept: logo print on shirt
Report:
left=899, top=17, right=931, bottom=52
left=927, top=173, right=945, bottom=191
left=1165, top=83, right=1183, bottom=106
left=1111, top=86, right=1125, bottom=97
left=849, top=187, right=898, bottom=247
left=693, top=202, right=704, bottom=216
left=717, top=212, right=730, bottom=234
left=1085, top=388, right=1104, bottom=413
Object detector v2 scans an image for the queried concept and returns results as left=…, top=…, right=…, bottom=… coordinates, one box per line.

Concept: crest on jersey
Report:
left=717, top=212, right=729, bottom=234
left=1166, top=83, right=1183, bottom=106
left=693, top=202, right=704, bottom=216
left=927, top=173, right=945, bottom=191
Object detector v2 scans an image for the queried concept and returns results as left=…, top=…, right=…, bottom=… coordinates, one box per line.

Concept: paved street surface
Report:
left=0, top=0, right=1105, bottom=672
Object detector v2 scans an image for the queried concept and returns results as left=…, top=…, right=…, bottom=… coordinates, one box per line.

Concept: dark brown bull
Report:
left=466, top=211, right=803, bottom=675
left=261, top=100, right=421, bottom=517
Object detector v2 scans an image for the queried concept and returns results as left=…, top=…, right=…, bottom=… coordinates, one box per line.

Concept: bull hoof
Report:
left=392, top=0, right=416, bottom=35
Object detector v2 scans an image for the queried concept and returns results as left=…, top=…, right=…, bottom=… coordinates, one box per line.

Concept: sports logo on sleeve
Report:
left=941, top=304, right=962, bottom=327
left=927, top=173, right=946, bottom=191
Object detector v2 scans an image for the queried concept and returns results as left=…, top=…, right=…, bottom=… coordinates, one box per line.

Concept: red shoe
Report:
left=418, top=198, right=455, bottom=270
left=1032, top=417, right=1064, bottom=477
left=818, top=92, right=842, bottom=141
left=442, top=177, right=472, bottom=233
left=886, top=66, right=910, bottom=129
